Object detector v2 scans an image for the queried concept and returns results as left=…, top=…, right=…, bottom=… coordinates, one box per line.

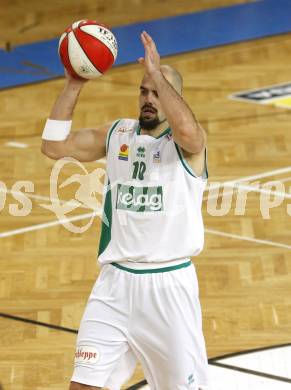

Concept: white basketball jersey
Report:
left=98, top=119, right=208, bottom=265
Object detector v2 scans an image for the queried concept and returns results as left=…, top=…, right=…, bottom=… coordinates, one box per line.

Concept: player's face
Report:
left=138, top=75, right=166, bottom=130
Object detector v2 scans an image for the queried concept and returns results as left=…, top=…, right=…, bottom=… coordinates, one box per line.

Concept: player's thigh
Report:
left=129, top=264, right=209, bottom=389
left=132, top=313, right=205, bottom=389
left=71, top=265, right=130, bottom=387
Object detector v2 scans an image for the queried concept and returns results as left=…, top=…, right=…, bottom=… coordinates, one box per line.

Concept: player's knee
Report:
left=69, top=381, right=102, bottom=390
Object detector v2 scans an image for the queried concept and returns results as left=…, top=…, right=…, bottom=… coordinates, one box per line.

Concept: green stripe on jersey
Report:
left=156, top=127, right=171, bottom=139
left=106, top=120, right=121, bottom=153
left=98, top=179, right=112, bottom=256
left=174, top=142, right=196, bottom=177
left=174, top=143, right=208, bottom=179
left=110, top=260, right=191, bottom=274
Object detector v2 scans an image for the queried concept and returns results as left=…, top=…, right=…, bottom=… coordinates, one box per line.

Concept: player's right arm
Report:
left=41, top=72, right=111, bottom=162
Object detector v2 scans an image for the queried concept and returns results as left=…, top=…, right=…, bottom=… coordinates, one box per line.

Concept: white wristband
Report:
left=42, top=119, right=72, bottom=141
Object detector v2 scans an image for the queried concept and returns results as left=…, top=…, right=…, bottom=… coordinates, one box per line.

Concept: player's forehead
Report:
left=140, top=74, right=156, bottom=90
left=140, top=71, right=173, bottom=91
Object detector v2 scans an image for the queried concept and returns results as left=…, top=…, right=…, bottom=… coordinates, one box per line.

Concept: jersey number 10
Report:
left=132, top=161, right=146, bottom=180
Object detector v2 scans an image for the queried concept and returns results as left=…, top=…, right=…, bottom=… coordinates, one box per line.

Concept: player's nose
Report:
left=143, top=94, right=152, bottom=104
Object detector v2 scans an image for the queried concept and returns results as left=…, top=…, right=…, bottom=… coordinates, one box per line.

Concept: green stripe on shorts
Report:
left=110, top=260, right=192, bottom=274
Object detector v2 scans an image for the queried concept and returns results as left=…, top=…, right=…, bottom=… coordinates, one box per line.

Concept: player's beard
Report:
left=139, top=107, right=166, bottom=130
left=139, top=115, right=161, bottom=130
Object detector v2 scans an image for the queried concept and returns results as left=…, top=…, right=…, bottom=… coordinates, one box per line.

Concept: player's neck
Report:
left=140, top=121, right=169, bottom=139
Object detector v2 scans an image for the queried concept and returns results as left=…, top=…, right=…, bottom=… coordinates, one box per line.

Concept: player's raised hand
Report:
left=64, top=68, right=88, bottom=86
left=138, top=31, right=160, bottom=75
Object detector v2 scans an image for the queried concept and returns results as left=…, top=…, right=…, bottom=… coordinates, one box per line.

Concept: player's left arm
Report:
left=139, top=31, right=206, bottom=161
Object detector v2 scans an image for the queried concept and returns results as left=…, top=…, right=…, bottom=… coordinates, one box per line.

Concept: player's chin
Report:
left=139, top=115, right=160, bottom=130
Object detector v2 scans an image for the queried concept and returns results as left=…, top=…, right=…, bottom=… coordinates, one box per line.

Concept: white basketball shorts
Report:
left=71, top=260, right=209, bottom=390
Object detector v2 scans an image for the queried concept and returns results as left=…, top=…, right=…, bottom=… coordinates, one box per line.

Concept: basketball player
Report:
left=41, top=31, right=209, bottom=390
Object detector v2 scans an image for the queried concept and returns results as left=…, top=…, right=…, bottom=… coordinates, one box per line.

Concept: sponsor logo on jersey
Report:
left=153, top=150, right=161, bottom=163
left=118, top=144, right=129, bottom=161
left=116, top=184, right=163, bottom=212
left=117, top=127, right=131, bottom=133
left=229, top=82, right=291, bottom=109
left=136, top=146, right=146, bottom=158
left=75, top=346, right=99, bottom=364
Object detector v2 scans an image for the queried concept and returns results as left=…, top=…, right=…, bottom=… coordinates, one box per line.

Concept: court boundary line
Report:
left=209, top=342, right=291, bottom=362
left=0, top=312, right=77, bottom=334
left=1, top=312, right=290, bottom=388
left=126, top=380, right=148, bottom=390
left=2, top=306, right=290, bottom=359
left=210, top=361, right=291, bottom=384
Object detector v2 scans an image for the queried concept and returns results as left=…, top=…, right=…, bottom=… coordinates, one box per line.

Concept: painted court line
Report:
left=231, top=183, right=291, bottom=199
left=1, top=214, right=291, bottom=251
left=206, top=182, right=291, bottom=201
left=0, top=188, right=93, bottom=210
left=204, top=166, right=291, bottom=201
left=0, top=156, right=106, bottom=208
left=5, top=141, right=28, bottom=148
left=205, top=228, right=291, bottom=250
left=205, top=166, right=291, bottom=191
left=0, top=211, right=101, bottom=238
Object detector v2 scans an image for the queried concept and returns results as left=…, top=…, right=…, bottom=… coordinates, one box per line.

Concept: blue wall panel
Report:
left=0, top=0, right=290, bottom=89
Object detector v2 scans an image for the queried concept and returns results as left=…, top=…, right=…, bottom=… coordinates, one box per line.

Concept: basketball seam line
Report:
left=79, top=27, right=115, bottom=64
left=72, top=29, right=104, bottom=75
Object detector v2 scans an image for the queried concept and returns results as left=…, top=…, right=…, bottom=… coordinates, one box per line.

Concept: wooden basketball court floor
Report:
left=1, top=1, right=291, bottom=389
